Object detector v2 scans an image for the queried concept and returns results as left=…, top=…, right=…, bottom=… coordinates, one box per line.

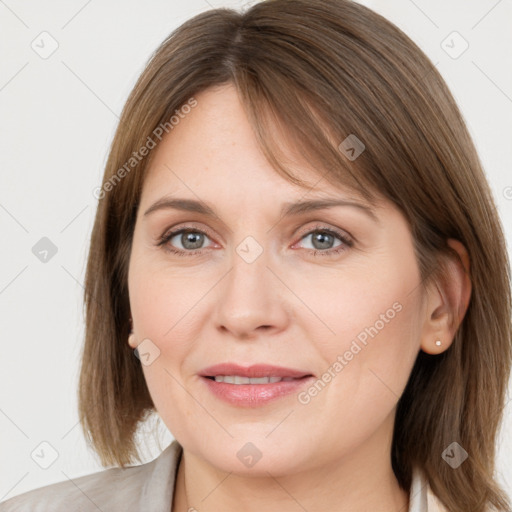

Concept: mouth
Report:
left=199, top=362, right=313, bottom=380
left=198, top=363, right=315, bottom=407
left=204, top=375, right=306, bottom=384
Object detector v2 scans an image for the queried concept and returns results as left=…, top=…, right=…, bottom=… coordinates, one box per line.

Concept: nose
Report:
left=212, top=242, right=291, bottom=340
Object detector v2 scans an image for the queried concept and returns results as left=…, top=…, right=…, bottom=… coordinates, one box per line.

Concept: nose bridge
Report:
left=227, top=233, right=273, bottom=311
left=212, top=232, right=289, bottom=337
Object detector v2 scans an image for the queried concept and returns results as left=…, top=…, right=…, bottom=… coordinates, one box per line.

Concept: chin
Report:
left=197, top=437, right=312, bottom=477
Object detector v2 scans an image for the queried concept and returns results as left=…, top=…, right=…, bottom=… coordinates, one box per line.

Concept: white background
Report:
left=1, top=0, right=511, bottom=502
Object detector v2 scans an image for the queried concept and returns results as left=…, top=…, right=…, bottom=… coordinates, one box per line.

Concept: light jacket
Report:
left=0, top=440, right=450, bottom=511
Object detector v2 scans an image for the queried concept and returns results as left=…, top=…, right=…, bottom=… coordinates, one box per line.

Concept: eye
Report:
left=293, top=225, right=353, bottom=257
left=156, top=224, right=353, bottom=257
left=157, top=227, right=215, bottom=256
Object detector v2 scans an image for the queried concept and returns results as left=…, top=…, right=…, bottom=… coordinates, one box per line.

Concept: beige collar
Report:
left=409, top=466, right=449, bottom=512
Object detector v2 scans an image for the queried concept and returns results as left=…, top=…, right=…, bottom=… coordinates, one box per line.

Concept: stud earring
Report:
left=435, top=340, right=442, bottom=346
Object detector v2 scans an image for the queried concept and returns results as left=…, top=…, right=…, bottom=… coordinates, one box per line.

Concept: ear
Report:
left=420, top=239, right=472, bottom=355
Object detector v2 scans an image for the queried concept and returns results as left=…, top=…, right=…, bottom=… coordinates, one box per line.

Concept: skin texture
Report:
left=127, top=83, right=471, bottom=512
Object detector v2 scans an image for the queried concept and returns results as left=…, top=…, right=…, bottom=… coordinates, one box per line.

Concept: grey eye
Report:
left=171, top=230, right=208, bottom=250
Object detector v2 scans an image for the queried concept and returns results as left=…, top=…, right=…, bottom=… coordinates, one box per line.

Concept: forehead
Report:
left=140, top=84, right=371, bottom=208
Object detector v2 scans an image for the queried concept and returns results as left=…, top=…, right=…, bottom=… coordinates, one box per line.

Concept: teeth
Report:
left=213, top=375, right=296, bottom=384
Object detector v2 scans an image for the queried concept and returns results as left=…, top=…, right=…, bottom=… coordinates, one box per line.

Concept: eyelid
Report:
left=292, top=221, right=354, bottom=245
left=159, top=222, right=218, bottom=244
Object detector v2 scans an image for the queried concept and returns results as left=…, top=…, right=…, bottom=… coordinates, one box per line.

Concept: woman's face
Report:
left=128, top=83, right=426, bottom=476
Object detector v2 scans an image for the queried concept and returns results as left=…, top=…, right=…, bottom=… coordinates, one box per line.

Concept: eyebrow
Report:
left=143, top=197, right=379, bottom=223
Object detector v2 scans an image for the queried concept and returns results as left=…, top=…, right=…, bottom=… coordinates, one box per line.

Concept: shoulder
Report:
left=0, top=440, right=183, bottom=512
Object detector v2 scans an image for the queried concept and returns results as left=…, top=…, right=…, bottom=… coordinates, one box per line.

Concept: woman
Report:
left=1, top=0, right=510, bottom=511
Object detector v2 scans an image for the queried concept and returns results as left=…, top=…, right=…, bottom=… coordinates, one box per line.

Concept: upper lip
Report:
left=199, top=363, right=313, bottom=379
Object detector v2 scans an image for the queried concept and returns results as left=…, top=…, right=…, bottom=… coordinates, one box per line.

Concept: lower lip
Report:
left=200, top=376, right=314, bottom=407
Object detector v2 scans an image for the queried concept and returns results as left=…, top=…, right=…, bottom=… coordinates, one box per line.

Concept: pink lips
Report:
left=199, top=363, right=314, bottom=408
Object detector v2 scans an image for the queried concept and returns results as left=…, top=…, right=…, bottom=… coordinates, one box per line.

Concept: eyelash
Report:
left=156, top=223, right=354, bottom=258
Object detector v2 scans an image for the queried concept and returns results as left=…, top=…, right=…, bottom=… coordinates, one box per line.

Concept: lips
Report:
left=199, top=363, right=313, bottom=380
left=198, top=363, right=315, bottom=407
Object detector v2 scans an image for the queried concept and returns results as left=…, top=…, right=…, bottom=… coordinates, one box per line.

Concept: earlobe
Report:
left=128, top=332, right=137, bottom=348
left=128, top=317, right=137, bottom=348
left=420, top=239, right=472, bottom=355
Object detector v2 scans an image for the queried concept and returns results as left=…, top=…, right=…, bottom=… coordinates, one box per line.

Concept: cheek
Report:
left=294, top=273, right=422, bottom=452
left=295, top=242, right=422, bottom=391
left=127, top=259, right=215, bottom=429
left=129, top=266, right=201, bottom=437
left=128, top=249, right=206, bottom=353
left=140, top=361, right=198, bottom=444
left=315, top=226, right=422, bottom=358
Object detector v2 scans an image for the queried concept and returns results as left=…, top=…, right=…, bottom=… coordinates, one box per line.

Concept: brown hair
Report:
left=78, top=1, right=512, bottom=510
